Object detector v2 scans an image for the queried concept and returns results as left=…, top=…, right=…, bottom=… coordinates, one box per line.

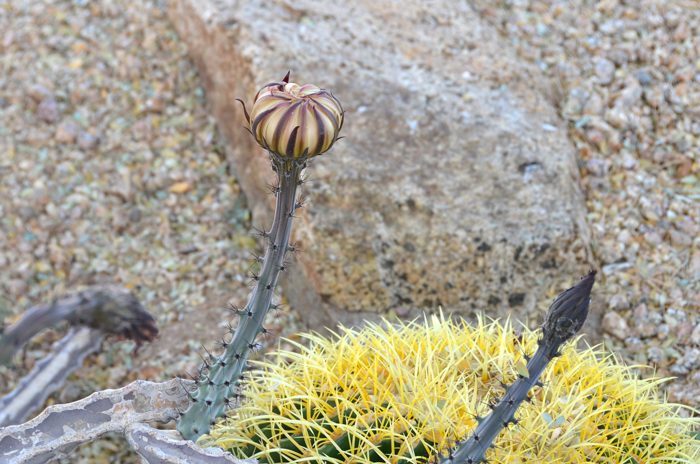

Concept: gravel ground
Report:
left=472, top=0, right=700, bottom=409
left=0, top=0, right=699, bottom=461
left=0, top=0, right=299, bottom=461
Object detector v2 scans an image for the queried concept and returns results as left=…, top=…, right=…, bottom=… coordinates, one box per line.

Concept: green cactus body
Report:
left=177, top=159, right=305, bottom=441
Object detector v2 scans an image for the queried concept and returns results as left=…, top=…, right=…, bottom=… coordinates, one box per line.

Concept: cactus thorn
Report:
left=252, top=225, right=271, bottom=238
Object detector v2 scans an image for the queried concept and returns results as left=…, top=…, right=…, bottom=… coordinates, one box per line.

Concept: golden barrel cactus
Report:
left=200, top=315, right=700, bottom=464
left=238, top=72, right=344, bottom=160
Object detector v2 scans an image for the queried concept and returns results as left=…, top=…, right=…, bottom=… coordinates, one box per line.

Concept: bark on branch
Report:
left=0, top=327, right=104, bottom=427
left=0, top=379, right=192, bottom=464
left=0, top=285, right=158, bottom=366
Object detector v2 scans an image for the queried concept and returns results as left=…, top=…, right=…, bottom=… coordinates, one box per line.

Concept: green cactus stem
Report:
left=440, top=270, right=596, bottom=464
left=177, top=156, right=306, bottom=441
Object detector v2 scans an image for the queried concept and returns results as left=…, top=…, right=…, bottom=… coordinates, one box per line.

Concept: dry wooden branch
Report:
left=125, top=423, right=250, bottom=464
left=0, top=379, right=192, bottom=464
left=0, top=327, right=104, bottom=427
left=0, top=286, right=158, bottom=366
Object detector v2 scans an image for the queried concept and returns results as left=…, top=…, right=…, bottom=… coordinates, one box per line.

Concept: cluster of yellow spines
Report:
left=200, top=314, right=700, bottom=464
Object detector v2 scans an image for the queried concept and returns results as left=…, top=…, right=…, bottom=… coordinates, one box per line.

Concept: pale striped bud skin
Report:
left=238, top=72, right=344, bottom=160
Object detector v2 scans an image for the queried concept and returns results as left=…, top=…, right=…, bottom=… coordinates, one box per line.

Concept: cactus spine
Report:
left=439, top=271, right=596, bottom=464
left=177, top=158, right=305, bottom=441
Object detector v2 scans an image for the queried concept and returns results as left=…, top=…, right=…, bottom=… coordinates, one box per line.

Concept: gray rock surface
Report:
left=168, top=0, right=591, bottom=331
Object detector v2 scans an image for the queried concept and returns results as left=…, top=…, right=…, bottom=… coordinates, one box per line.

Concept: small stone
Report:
left=5, top=279, right=27, bottom=297
left=688, top=252, right=700, bottom=274
left=26, top=84, right=53, bottom=102
left=617, top=229, right=634, bottom=245
left=644, top=230, right=663, bottom=245
left=595, top=58, right=616, bottom=85
left=677, top=322, right=694, bottom=344
left=36, top=98, right=60, bottom=122
left=583, top=92, right=604, bottom=115
left=616, top=80, right=643, bottom=107
left=111, top=209, right=128, bottom=233
left=55, top=120, right=81, bottom=143
left=145, top=97, right=164, bottom=113
left=672, top=22, right=689, bottom=42
left=634, top=322, right=658, bottom=338
left=674, top=218, right=699, bottom=237
left=691, top=324, right=700, bottom=345
left=633, top=303, right=648, bottom=320
left=132, top=119, right=153, bottom=141
left=586, top=158, right=607, bottom=176
left=636, top=70, right=654, bottom=86
left=602, top=311, right=629, bottom=340
left=647, top=347, right=667, bottom=364
left=621, top=152, right=638, bottom=170
left=669, top=229, right=692, bottom=248
left=169, top=182, right=191, bottom=194
left=671, top=348, right=700, bottom=375
left=609, top=294, right=630, bottom=311
left=129, top=209, right=142, bottom=222
left=585, top=129, right=604, bottom=148
left=58, top=383, right=83, bottom=404
left=608, top=47, right=628, bottom=66
left=77, top=132, right=100, bottom=150
left=674, top=133, right=693, bottom=153
left=606, top=107, right=629, bottom=128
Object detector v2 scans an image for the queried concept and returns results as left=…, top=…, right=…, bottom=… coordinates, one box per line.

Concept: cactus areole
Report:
left=176, top=73, right=344, bottom=441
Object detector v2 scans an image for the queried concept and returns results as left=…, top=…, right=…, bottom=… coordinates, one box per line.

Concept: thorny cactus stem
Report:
left=177, top=159, right=304, bottom=441
left=178, top=72, right=343, bottom=441
left=440, top=270, right=596, bottom=464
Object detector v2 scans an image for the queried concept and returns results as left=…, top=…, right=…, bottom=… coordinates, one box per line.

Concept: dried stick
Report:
left=125, top=423, right=251, bottom=464
left=0, top=327, right=104, bottom=427
left=0, top=286, right=158, bottom=366
left=0, top=379, right=192, bottom=464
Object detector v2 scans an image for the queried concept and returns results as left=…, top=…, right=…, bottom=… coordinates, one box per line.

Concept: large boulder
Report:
left=168, top=0, right=591, bottom=331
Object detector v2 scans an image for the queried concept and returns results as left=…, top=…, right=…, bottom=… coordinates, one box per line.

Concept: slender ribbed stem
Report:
left=177, top=157, right=304, bottom=441
left=440, top=271, right=596, bottom=464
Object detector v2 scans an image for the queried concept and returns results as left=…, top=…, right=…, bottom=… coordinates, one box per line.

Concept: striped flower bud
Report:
left=238, top=72, right=344, bottom=160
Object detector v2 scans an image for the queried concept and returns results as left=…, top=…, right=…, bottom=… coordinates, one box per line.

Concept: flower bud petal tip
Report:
left=239, top=72, right=344, bottom=160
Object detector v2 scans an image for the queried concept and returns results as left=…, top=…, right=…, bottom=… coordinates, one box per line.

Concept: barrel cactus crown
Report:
left=238, top=71, right=344, bottom=160
left=199, top=315, right=700, bottom=464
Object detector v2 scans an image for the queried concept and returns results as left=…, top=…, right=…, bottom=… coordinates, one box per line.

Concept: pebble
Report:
left=636, top=70, right=654, bottom=86
left=36, top=97, right=60, bottom=122
left=26, top=84, right=53, bottom=102
left=668, top=229, right=692, bottom=248
left=620, top=152, right=639, bottom=170
left=77, top=132, right=99, bottom=150
left=595, top=58, right=616, bottom=85
left=671, top=348, right=700, bottom=375
left=55, top=120, right=81, bottom=144
left=691, top=324, right=700, bottom=345
left=603, top=311, right=629, bottom=340
left=608, top=293, right=630, bottom=311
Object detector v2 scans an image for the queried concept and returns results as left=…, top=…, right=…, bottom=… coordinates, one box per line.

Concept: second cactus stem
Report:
left=177, top=157, right=305, bottom=441
left=440, top=270, right=596, bottom=464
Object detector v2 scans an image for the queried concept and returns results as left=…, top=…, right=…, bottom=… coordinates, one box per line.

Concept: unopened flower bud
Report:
left=238, top=72, right=344, bottom=160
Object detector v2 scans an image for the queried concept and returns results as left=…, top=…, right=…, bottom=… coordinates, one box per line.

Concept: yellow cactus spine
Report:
left=201, top=271, right=699, bottom=464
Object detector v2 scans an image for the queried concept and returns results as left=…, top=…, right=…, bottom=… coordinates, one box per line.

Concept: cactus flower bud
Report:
left=237, top=72, right=344, bottom=160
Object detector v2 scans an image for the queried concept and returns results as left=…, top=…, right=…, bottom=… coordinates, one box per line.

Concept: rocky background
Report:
left=0, top=0, right=699, bottom=462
